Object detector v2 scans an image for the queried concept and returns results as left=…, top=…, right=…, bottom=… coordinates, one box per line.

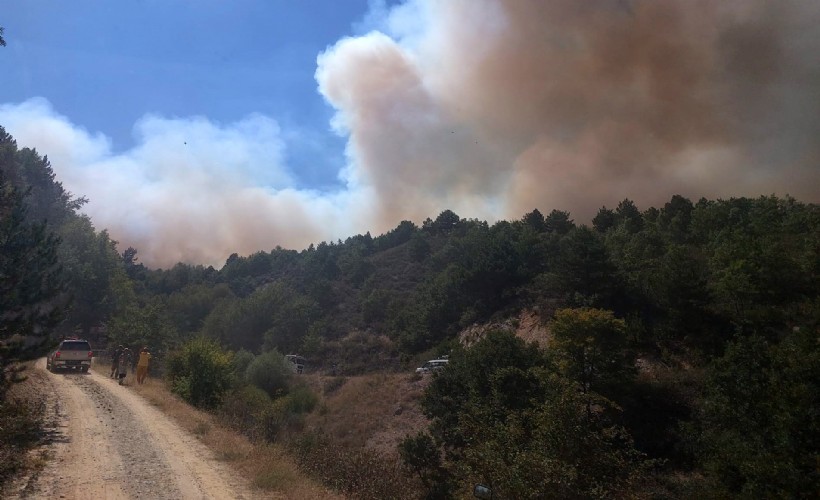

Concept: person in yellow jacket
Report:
left=136, top=346, right=152, bottom=384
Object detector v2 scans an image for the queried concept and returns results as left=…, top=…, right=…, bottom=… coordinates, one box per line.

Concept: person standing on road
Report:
left=136, top=346, right=152, bottom=384
left=117, top=348, right=133, bottom=385
left=110, top=345, right=124, bottom=378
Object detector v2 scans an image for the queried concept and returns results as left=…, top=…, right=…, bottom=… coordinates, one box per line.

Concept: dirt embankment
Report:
left=460, top=308, right=550, bottom=347
left=305, top=373, right=431, bottom=457
left=6, top=359, right=259, bottom=499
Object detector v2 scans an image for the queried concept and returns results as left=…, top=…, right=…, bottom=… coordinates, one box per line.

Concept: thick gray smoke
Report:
left=3, top=0, right=818, bottom=267
left=319, top=0, right=820, bottom=226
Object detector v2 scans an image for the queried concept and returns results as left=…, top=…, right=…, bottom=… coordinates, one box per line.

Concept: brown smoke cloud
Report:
left=3, top=0, right=818, bottom=268
left=319, top=0, right=820, bottom=224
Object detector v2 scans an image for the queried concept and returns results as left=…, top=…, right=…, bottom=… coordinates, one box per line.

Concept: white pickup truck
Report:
left=46, top=339, right=94, bottom=373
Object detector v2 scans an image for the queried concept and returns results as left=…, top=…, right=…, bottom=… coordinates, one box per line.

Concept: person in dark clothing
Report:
left=110, top=345, right=124, bottom=378
left=117, top=348, right=133, bottom=385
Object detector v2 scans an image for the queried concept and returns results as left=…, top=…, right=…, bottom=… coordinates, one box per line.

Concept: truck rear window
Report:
left=61, top=341, right=91, bottom=351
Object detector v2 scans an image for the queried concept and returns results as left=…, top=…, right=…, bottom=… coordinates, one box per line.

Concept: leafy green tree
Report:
left=141, top=262, right=218, bottom=296
left=374, top=220, right=416, bottom=251
left=592, top=206, right=617, bottom=233
left=416, top=330, right=651, bottom=498
left=408, top=231, right=431, bottom=261
left=410, top=331, right=548, bottom=495
left=544, top=209, right=574, bottom=235
left=602, top=221, right=663, bottom=293
left=398, top=432, right=453, bottom=499
left=337, top=246, right=373, bottom=286
left=546, top=226, right=620, bottom=307
left=550, top=308, right=635, bottom=410
left=362, top=288, right=393, bottom=326
left=166, top=337, right=233, bottom=409
left=299, top=326, right=324, bottom=358
left=0, top=170, right=66, bottom=396
left=521, top=208, right=548, bottom=233
left=120, top=246, right=147, bottom=282
left=263, top=294, right=318, bottom=353
left=424, top=209, right=461, bottom=234
left=695, top=330, right=819, bottom=496
left=615, top=199, right=644, bottom=233
left=106, top=298, right=178, bottom=353
left=231, top=348, right=255, bottom=377
left=57, top=216, right=129, bottom=335
left=11, top=148, right=86, bottom=228
left=649, top=244, right=724, bottom=347
left=698, top=196, right=817, bottom=331
left=421, top=330, right=548, bottom=453
left=201, top=282, right=318, bottom=353
left=457, top=380, right=652, bottom=499
left=166, top=283, right=234, bottom=337
left=402, top=265, right=469, bottom=350
left=201, top=295, right=266, bottom=351
left=299, top=241, right=340, bottom=283
left=658, top=195, right=694, bottom=244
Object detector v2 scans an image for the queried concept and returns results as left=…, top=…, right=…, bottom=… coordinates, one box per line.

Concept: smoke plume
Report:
left=2, top=0, right=818, bottom=267
left=320, top=0, right=820, bottom=225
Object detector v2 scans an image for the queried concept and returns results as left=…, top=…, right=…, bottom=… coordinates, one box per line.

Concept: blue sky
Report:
left=1, top=1, right=818, bottom=268
left=2, top=0, right=389, bottom=189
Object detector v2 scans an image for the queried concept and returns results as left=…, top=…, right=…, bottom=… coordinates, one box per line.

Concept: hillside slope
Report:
left=303, top=308, right=551, bottom=458
left=304, top=373, right=431, bottom=458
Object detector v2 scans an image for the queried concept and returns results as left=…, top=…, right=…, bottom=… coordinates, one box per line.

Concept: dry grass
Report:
left=1, top=361, right=50, bottom=494
left=90, top=363, right=339, bottom=499
left=304, top=372, right=430, bottom=457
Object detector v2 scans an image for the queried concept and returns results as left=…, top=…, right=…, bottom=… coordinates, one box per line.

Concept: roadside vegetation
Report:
left=88, top=361, right=337, bottom=498
left=2, top=122, right=818, bottom=498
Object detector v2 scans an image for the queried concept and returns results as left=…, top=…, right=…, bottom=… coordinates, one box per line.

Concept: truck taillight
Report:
left=88, top=351, right=93, bottom=358
left=55, top=351, right=61, bottom=358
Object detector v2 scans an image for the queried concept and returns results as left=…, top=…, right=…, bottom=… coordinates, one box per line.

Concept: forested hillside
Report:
left=2, top=125, right=818, bottom=497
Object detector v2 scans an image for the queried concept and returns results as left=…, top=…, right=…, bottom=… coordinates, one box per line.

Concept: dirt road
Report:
left=9, top=359, right=258, bottom=499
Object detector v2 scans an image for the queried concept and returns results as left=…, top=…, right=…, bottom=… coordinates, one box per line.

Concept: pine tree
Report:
left=0, top=167, right=67, bottom=397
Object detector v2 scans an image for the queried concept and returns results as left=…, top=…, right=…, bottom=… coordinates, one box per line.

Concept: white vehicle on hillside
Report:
left=285, top=354, right=306, bottom=374
left=416, top=357, right=449, bottom=374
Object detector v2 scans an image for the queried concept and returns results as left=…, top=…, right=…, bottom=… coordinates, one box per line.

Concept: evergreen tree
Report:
left=0, top=170, right=67, bottom=396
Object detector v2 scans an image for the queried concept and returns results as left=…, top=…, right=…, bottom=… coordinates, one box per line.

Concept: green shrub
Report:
left=170, top=375, right=192, bottom=402
left=219, top=385, right=271, bottom=436
left=166, top=337, right=233, bottom=409
left=284, top=385, right=318, bottom=414
left=258, top=386, right=319, bottom=442
left=398, top=432, right=453, bottom=497
left=232, top=348, right=255, bottom=378
left=258, top=401, right=289, bottom=442
left=218, top=382, right=319, bottom=443
left=245, top=349, right=292, bottom=398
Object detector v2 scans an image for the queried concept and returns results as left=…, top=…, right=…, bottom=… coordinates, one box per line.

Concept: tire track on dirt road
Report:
left=10, top=359, right=257, bottom=499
